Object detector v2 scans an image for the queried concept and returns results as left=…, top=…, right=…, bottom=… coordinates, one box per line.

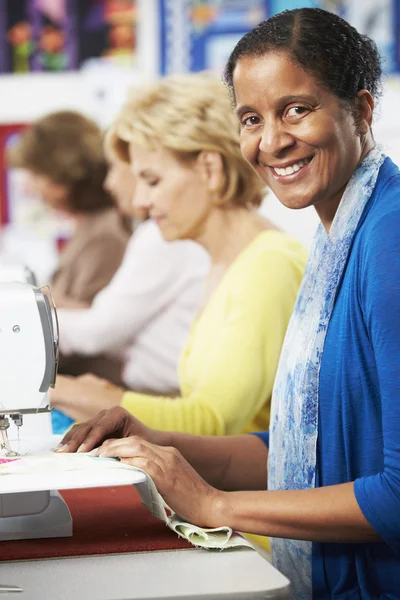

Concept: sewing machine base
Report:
left=0, top=490, right=72, bottom=541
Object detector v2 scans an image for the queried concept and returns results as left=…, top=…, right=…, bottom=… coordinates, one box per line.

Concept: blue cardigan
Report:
left=255, top=157, right=400, bottom=598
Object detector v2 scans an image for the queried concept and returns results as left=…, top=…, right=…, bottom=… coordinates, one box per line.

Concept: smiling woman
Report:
left=225, top=8, right=380, bottom=230
left=222, top=7, right=400, bottom=597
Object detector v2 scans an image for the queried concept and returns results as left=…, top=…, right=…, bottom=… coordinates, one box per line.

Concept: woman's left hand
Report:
left=92, top=436, right=225, bottom=527
left=50, top=374, right=125, bottom=421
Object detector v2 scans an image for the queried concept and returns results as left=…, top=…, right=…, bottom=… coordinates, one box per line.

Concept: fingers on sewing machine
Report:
left=55, top=406, right=136, bottom=453
left=54, top=421, right=94, bottom=453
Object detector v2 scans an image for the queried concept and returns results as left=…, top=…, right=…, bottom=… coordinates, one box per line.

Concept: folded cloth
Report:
left=133, top=467, right=253, bottom=551
left=0, top=453, right=253, bottom=551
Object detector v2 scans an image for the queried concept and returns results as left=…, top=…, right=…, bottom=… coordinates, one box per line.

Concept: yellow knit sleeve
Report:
left=121, top=245, right=305, bottom=435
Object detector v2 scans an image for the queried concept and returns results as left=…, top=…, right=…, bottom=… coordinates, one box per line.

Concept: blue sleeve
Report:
left=354, top=209, right=400, bottom=555
left=251, top=431, right=270, bottom=448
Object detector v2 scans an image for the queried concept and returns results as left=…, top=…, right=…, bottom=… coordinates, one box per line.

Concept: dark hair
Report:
left=224, top=8, right=382, bottom=107
left=8, top=111, right=114, bottom=214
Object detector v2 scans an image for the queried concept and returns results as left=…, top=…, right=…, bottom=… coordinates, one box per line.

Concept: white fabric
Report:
left=57, top=220, right=209, bottom=393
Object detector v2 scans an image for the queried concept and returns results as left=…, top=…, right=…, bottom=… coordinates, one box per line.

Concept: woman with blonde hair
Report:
left=52, top=73, right=307, bottom=438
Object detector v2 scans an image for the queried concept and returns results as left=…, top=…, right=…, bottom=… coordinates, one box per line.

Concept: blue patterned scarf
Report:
left=268, top=146, right=386, bottom=599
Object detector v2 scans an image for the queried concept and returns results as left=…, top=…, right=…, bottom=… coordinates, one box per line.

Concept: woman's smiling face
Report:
left=233, top=51, right=373, bottom=225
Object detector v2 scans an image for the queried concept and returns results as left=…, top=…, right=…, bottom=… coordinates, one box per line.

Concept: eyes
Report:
left=286, top=106, right=310, bottom=118
left=240, top=105, right=311, bottom=128
left=242, top=115, right=261, bottom=127
left=140, top=176, right=160, bottom=187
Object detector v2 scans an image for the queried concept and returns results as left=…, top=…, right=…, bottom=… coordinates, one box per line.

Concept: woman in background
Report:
left=9, top=111, right=130, bottom=307
left=51, top=73, right=307, bottom=438
left=9, top=111, right=130, bottom=383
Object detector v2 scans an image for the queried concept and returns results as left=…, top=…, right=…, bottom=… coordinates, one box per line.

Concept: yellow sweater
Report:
left=121, top=231, right=307, bottom=435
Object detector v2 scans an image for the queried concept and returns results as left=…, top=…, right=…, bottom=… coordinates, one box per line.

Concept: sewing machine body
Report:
left=0, top=282, right=58, bottom=419
left=0, top=281, right=64, bottom=541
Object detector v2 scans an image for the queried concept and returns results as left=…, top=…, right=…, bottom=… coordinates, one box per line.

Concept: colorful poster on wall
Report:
left=0, top=0, right=137, bottom=74
left=0, top=0, right=73, bottom=73
left=76, top=0, right=138, bottom=70
left=159, top=0, right=269, bottom=75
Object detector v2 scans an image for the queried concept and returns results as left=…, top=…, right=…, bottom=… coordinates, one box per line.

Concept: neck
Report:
left=195, top=205, right=276, bottom=267
left=316, top=140, right=375, bottom=233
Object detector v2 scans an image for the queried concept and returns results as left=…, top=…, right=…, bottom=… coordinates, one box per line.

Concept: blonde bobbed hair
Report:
left=106, top=73, right=265, bottom=208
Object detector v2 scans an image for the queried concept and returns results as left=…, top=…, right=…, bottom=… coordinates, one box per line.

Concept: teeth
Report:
left=273, top=157, right=311, bottom=177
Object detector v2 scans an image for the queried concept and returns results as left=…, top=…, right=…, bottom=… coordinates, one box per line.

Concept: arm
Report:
left=352, top=209, right=400, bottom=552
left=58, top=226, right=198, bottom=355
left=95, top=435, right=377, bottom=539
left=121, top=250, right=301, bottom=435
left=213, top=484, right=378, bottom=542
left=157, top=430, right=269, bottom=491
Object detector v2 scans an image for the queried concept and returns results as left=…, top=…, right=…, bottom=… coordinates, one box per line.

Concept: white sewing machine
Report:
left=0, top=282, right=145, bottom=542
left=0, top=281, right=69, bottom=541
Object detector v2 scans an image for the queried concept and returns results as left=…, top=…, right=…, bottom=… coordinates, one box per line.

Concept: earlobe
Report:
left=356, top=90, right=374, bottom=132
left=197, top=151, right=224, bottom=192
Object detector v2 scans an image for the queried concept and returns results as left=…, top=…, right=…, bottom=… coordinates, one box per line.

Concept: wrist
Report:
left=149, top=429, right=173, bottom=447
left=208, top=489, right=233, bottom=528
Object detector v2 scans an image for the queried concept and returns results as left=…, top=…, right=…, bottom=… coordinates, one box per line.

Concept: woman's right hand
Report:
left=54, top=406, right=159, bottom=453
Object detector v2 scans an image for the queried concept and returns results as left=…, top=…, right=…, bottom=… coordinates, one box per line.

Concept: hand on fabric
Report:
left=50, top=374, right=124, bottom=422
left=92, top=436, right=224, bottom=527
left=55, top=405, right=156, bottom=453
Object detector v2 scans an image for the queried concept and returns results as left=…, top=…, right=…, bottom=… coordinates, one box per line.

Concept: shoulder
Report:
left=235, top=230, right=308, bottom=280
left=224, top=231, right=307, bottom=311
left=366, top=156, right=400, bottom=227
left=355, top=164, right=400, bottom=295
left=359, top=160, right=400, bottom=254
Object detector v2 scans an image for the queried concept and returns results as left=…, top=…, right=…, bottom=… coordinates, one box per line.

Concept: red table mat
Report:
left=0, top=486, right=191, bottom=561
